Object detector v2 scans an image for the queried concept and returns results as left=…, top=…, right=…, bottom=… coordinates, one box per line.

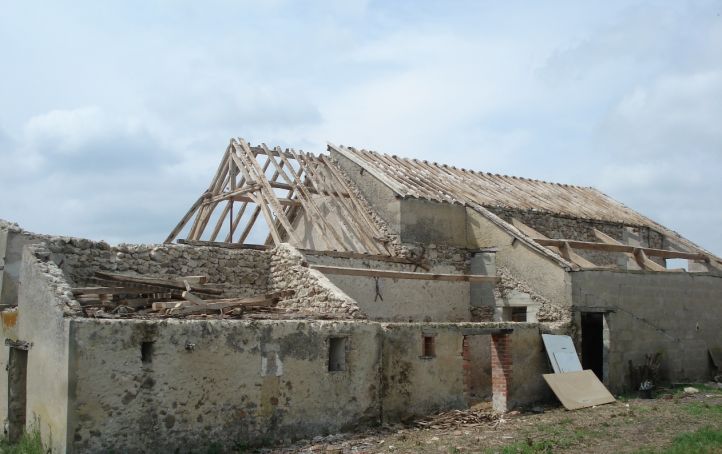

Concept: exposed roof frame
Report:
left=166, top=139, right=390, bottom=255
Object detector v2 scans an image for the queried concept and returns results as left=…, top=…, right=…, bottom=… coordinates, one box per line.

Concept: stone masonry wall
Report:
left=269, top=244, right=364, bottom=319
left=487, top=208, right=664, bottom=266
left=45, top=238, right=270, bottom=299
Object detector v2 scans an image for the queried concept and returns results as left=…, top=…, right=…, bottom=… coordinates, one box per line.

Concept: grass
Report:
left=637, top=427, right=722, bottom=454
left=0, top=431, right=44, bottom=454
left=684, top=402, right=722, bottom=418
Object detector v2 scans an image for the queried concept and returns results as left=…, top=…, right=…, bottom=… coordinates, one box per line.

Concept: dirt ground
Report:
left=260, top=384, right=722, bottom=454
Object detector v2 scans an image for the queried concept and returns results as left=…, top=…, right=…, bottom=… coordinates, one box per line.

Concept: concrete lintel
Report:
left=461, top=327, right=513, bottom=336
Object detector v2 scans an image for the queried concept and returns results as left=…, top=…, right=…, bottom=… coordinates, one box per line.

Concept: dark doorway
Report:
left=581, top=312, right=604, bottom=381
left=7, top=347, right=28, bottom=442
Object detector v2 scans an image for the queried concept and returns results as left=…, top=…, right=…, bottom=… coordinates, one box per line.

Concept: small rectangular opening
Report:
left=141, top=342, right=154, bottom=364
left=511, top=307, right=527, bottom=322
left=422, top=335, right=435, bottom=358
left=328, top=337, right=346, bottom=372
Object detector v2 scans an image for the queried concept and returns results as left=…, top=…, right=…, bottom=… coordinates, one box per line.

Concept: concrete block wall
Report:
left=572, top=270, right=722, bottom=392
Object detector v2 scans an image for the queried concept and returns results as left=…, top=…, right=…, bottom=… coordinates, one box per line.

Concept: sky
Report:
left=1, top=1, right=721, bottom=255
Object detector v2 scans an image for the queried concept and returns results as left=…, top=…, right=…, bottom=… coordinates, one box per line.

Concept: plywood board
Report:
left=543, top=370, right=616, bottom=410
left=542, top=334, right=582, bottom=373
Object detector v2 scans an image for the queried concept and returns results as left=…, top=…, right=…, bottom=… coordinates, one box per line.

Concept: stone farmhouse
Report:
left=1, top=138, right=720, bottom=453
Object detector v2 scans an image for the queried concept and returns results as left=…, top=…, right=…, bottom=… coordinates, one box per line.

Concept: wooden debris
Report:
left=181, top=291, right=205, bottom=305
left=94, top=272, right=223, bottom=295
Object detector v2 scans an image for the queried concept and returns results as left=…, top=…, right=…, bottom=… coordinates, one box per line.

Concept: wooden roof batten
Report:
left=165, top=138, right=390, bottom=255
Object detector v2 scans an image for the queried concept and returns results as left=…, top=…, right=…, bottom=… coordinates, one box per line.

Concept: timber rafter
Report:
left=165, top=138, right=390, bottom=255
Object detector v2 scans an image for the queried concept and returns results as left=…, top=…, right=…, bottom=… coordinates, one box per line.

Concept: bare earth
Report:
left=262, top=386, right=722, bottom=454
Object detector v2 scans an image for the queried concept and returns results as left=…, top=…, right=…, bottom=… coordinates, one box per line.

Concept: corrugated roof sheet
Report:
left=332, top=145, right=657, bottom=227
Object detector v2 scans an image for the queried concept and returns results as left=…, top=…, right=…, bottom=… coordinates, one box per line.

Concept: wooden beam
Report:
left=308, top=265, right=499, bottom=283
left=593, top=229, right=666, bottom=271
left=533, top=238, right=706, bottom=260
left=511, top=218, right=597, bottom=268
left=94, top=272, right=223, bottom=295
left=153, top=294, right=278, bottom=310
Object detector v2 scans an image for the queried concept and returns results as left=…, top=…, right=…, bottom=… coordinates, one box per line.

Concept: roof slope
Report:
left=332, top=145, right=652, bottom=226
left=330, top=144, right=721, bottom=265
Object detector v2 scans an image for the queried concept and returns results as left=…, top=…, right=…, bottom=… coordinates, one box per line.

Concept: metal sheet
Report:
left=554, top=352, right=584, bottom=373
left=543, top=370, right=616, bottom=410
left=542, top=334, right=582, bottom=373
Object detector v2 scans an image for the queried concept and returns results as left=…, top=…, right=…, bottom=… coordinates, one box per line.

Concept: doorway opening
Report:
left=7, top=347, right=28, bottom=442
left=581, top=312, right=604, bottom=381
left=462, top=334, right=491, bottom=404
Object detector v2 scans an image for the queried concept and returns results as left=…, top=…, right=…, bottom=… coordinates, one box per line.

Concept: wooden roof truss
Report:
left=165, top=138, right=389, bottom=255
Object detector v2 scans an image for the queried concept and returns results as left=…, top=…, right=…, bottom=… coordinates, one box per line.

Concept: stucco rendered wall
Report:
left=381, top=323, right=466, bottom=421
left=0, top=225, right=45, bottom=306
left=67, top=319, right=382, bottom=453
left=306, top=254, right=471, bottom=322
left=466, top=209, right=573, bottom=311
left=399, top=198, right=468, bottom=247
left=380, top=323, right=546, bottom=422
left=572, top=270, right=722, bottom=392
left=18, top=245, right=75, bottom=453
left=331, top=151, right=402, bottom=234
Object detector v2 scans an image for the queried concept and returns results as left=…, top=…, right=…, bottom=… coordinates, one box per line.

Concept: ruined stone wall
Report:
left=45, top=238, right=270, bottom=299
left=269, top=244, right=364, bottom=319
left=487, top=208, right=664, bottom=266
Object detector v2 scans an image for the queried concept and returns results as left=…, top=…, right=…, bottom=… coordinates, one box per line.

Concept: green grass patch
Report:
left=0, top=431, right=44, bottom=454
left=639, top=427, right=722, bottom=454
left=683, top=402, right=722, bottom=419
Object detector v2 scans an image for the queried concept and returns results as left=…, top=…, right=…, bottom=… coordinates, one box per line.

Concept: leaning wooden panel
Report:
left=543, top=370, right=615, bottom=410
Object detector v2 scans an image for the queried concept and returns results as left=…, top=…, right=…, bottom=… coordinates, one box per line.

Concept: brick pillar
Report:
left=462, top=336, right=471, bottom=399
left=491, top=333, right=512, bottom=412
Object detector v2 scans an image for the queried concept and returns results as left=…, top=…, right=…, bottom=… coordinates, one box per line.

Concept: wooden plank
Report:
left=72, top=287, right=162, bottom=295
left=309, top=265, right=499, bottom=283
left=181, top=291, right=205, bottom=305
left=94, top=272, right=224, bottom=295
left=153, top=294, right=277, bottom=310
